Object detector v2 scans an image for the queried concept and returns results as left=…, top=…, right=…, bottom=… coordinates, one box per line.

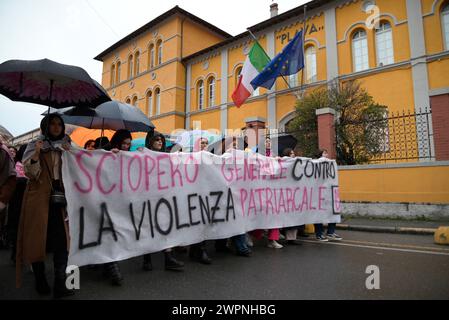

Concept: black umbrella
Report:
left=45, top=101, right=155, bottom=133
left=0, top=58, right=110, bottom=109
left=274, top=134, right=298, bottom=155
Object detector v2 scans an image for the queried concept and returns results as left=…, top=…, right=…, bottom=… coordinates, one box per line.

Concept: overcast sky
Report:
left=0, top=0, right=308, bottom=137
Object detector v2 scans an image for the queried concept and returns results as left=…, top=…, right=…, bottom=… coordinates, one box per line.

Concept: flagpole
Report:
left=299, top=5, right=307, bottom=94
left=246, top=29, right=292, bottom=90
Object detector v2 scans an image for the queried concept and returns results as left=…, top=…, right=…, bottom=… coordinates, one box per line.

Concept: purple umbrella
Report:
left=0, top=58, right=110, bottom=109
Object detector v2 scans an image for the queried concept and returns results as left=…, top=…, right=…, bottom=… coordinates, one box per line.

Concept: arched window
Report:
left=146, top=91, right=153, bottom=117
left=132, top=96, right=138, bottom=108
left=376, top=22, right=394, bottom=66
left=305, top=46, right=317, bottom=83
left=288, top=73, right=298, bottom=87
left=197, top=80, right=204, bottom=110
left=128, top=55, right=134, bottom=79
left=134, top=52, right=140, bottom=76
left=156, top=40, right=163, bottom=65
left=207, top=77, right=215, bottom=107
left=116, top=61, right=121, bottom=83
left=148, top=44, right=155, bottom=69
left=235, top=66, right=243, bottom=89
left=110, top=64, right=115, bottom=86
left=125, top=98, right=131, bottom=104
left=154, top=88, right=161, bottom=115
left=352, top=29, right=369, bottom=72
left=442, top=3, right=449, bottom=50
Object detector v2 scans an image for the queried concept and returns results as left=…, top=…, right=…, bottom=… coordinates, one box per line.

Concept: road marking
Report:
left=299, top=240, right=449, bottom=256
left=342, top=239, right=449, bottom=253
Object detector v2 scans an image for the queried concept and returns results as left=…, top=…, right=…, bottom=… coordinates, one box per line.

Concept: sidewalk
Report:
left=336, top=216, right=449, bottom=235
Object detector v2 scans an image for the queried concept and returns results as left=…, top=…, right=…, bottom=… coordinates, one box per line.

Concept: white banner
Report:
left=62, top=149, right=341, bottom=267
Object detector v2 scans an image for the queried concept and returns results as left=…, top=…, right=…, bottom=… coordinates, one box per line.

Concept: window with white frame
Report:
left=128, top=55, right=133, bottom=79
left=208, top=77, right=215, bottom=107
left=110, top=64, right=115, bottom=86
left=132, top=96, right=138, bottom=108
left=376, top=22, right=394, bottom=66
left=155, top=88, right=161, bottom=115
left=149, top=44, right=155, bottom=69
left=352, top=29, right=369, bottom=72
left=134, top=52, right=140, bottom=75
left=443, top=4, right=449, bottom=50
left=305, top=46, right=317, bottom=83
left=288, top=73, right=298, bottom=87
left=147, top=91, right=153, bottom=117
left=116, top=62, right=121, bottom=83
left=198, top=80, right=204, bottom=110
left=157, top=41, right=163, bottom=65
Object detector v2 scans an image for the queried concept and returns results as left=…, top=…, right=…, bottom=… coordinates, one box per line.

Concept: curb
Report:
left=336, top=224, right=436, bottom=235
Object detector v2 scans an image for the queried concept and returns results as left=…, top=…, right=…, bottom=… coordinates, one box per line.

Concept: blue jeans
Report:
left=232, top=234, right=250, bottom=253
left=314, top=223, right=336, bottom=237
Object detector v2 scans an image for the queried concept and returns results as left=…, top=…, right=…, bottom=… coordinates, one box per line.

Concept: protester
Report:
left=249, top=137, right=283, bottom=249
left=98, top=130, right=132, bottom=286
left=15, top=114, right=74, bottom=298
left=188, top=137, right=212, bottom=264
left=314, top=149, right=342, bottom=242
left=0, top=141, right=17, bottom=250
left=221, top=137, right=252, bottom=257
left=94, top=137, right=110, bottom=150
left=84, top=139, right=96, bottom=150
left=142, top=131, right=185, bottom=271
left=6, top=144, right=28, bottom=264
left=281, top=148, right=303, bottom=245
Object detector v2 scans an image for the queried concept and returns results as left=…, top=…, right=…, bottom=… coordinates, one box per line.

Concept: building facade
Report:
left=95, top=0, right=449, bottom=158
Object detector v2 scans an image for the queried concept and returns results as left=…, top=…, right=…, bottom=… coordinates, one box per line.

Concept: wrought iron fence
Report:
left=336, top=107, right=434, bottom=164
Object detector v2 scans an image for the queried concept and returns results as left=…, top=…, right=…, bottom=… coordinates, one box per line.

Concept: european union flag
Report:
left=251, top=30, right=304, bottom=90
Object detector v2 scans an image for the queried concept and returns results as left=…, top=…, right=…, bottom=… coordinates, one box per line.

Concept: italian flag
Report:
left=232, top=42, right=270, bottom=107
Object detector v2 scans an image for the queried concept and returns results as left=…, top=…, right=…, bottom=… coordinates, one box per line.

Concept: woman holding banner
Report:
left=15, top=114, right=74, bottom=298
left=99, top=129, right=134, bottom=286
left=188, top=137, right=212, bottom=265
left=141, top=131, right=185, bottom=271
left=249, top=137, right=283, bottom=249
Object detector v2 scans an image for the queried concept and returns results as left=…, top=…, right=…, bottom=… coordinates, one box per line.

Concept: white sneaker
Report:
left=267, top=240, right=283, bottom=249
left=246, top=234, right=254, bottom=247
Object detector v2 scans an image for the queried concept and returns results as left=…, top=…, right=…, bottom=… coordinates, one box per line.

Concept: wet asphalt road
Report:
left=1, top=230, right=449, bottom=300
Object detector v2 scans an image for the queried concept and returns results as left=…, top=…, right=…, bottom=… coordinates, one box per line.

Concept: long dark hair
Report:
left=109, top=129, right=132, bottom=150
left=84, top=140, right=96, bottom=149
left=40, top=114, right=65, bottom=141
left=145, top=131, right=166, bottom=152
left=15, top=144, right=27, bottom=163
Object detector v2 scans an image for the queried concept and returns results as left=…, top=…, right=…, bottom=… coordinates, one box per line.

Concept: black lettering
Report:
left=292, top=158, right=304, bottom=181
left=154, top=198, right=173, bottom=235
left=304, top=160, right=314, bottom=178
left=129, top=202, right=146, bottom=241
left=226, top=188, right=236, bottom=221
left=174, top=196, right=190, bottom=229
left=199, top=195, right=211, bottom=224
left=147, top=200, right=154, bottom=238
left=314, top=162, right=322, bottom=179
left=210, top=191, right=224, bottom=223
left=97, top=203, right=118, bottom=245
left=78, top=207, right=98, bottom=250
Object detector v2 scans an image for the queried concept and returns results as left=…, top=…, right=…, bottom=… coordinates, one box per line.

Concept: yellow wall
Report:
left=422, top=0, right=449, bottom=55
left=428, top=58, right=449, bottom=90
left=227, top=100, right=267, bottom=130
left=340, top=164, right=449, bottom=204
left=336, top=0, right=410, bottom=75
left=190, top=109, right=221, bottom=130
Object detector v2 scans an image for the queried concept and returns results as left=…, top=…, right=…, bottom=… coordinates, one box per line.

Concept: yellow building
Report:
left=95, top=0, right=449, bottom=158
